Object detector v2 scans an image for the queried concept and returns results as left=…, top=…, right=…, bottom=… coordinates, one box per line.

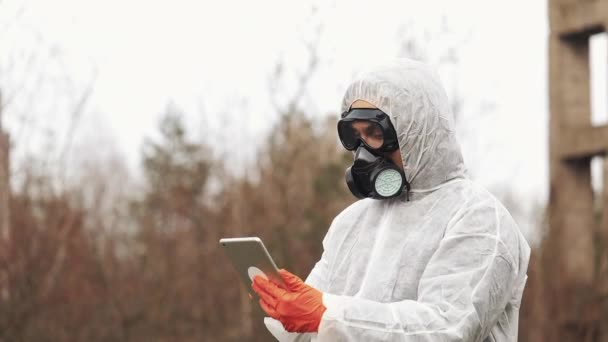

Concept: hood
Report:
left=341, top=59, right=467, bottom=191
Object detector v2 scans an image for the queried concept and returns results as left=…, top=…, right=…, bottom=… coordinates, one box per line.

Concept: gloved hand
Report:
left=252, top=269, right=326, bottom=333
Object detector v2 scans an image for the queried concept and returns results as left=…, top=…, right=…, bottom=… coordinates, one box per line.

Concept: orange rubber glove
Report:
left=251, top=269, right=326, bottom=333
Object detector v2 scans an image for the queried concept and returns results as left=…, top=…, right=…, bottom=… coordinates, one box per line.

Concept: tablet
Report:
left=219, top=237, right=287, bottom=299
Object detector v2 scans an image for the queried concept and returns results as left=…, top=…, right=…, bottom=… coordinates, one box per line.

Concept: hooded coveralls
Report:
left=265, top=59, right=531, bottom=342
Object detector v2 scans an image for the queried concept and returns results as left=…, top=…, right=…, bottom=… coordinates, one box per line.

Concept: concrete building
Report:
left=546, top=0, right=608, bottom=340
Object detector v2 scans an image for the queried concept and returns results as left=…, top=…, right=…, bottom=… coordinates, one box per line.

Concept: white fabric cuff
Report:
left=321, top=292, right=345, bottom=322
left=264, top=317, right=317, bottom=342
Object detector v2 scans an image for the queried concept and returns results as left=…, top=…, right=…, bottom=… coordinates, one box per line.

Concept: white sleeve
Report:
left=316, top=202, right=526, bottom=342
left=263, top=318, right=317, bottom=342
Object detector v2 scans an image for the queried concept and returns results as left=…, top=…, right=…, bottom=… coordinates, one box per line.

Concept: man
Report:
left=252, top=59, right=530, bottom=341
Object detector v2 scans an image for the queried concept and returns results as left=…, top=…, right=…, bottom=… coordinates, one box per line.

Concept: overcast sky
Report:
left=2, top=0, right=607, bottom=241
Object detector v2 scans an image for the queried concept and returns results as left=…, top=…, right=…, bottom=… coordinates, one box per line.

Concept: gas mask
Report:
left=338, top=108, right=410, bottom=200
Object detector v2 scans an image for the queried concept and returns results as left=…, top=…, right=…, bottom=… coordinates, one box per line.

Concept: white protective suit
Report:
left=264, top=59, right=531, bottom=342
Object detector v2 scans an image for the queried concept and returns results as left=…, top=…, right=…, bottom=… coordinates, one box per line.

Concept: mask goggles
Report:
left=337, top=108, right=410, bottom=200
left=337, top=108, right=399, bottom=152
